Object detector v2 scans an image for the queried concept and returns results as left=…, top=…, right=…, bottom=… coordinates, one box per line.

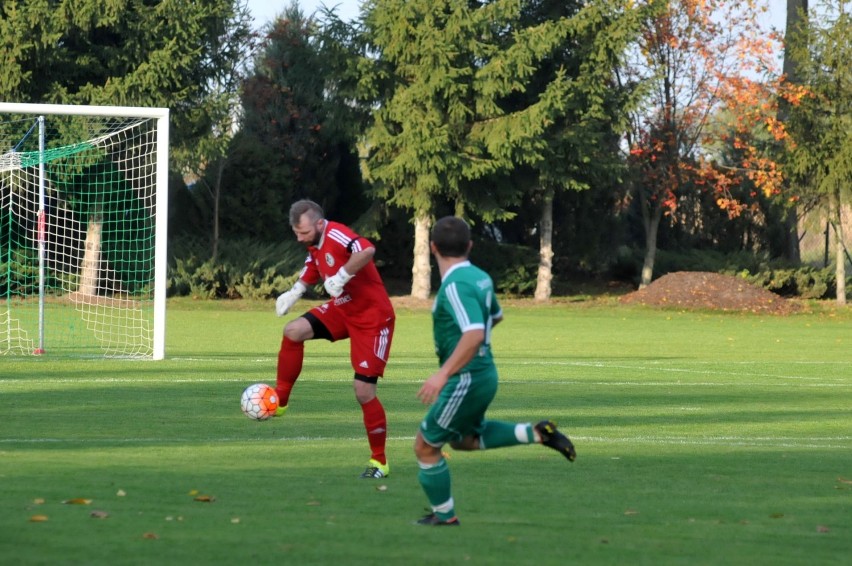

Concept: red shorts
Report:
left=307, top=303, right=395, bottom=378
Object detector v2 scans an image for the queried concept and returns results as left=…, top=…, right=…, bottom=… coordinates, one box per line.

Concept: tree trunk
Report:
left=534, top=187, right=554, bottom=302
left=78, top=215, right=103, bottom=296
left=780, top=0, right=808, bottom=263
left=410, top=212, right=432, bottom=300
left=832, top=189, right=847, bottom=305
left=212, top=157, right=225, bottom=260
left=640, top=205, right=662, bottom=289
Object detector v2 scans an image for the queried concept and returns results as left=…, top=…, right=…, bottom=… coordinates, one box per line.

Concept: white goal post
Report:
left=0, top=102, right=169, bottom=359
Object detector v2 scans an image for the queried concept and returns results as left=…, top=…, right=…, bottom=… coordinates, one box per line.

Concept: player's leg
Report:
left=274, top=308, right=331, bottom=414
left=412, top=371, right=491, bottom=525
left=444, top=369, right=576, bottom=461
left=414, top=430, right=458, bottom=526
left=349, top=320, right=394, bottom=478
left=451, top=419, right=575, bottom=461
left=353, top=377, right=389, bottom=478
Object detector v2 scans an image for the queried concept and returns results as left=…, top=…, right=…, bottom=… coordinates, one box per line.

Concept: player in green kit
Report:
left=413, top=216, right=576, bottom=526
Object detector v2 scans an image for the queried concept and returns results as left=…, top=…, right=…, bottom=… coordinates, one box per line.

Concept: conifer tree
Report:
left=361, top=0, right=573, bottom=298
left=784, top=0, right=851, bottom=304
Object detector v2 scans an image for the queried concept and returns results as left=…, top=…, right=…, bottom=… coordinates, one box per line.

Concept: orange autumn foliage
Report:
left=624, top=0, right=790, bottom=220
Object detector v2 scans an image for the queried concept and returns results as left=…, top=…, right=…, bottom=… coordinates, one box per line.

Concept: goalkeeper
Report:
left=274, top=199, right=396, bottom=479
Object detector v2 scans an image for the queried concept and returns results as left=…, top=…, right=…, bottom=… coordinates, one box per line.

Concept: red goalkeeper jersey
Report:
left=298, top=220, right=394, bottom=327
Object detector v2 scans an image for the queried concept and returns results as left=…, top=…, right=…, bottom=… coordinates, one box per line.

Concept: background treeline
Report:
left=3, top=0, right=849, bottom=301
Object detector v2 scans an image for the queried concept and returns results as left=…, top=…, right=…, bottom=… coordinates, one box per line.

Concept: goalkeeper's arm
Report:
left=276, top=280, right=308, bottom=316
left=324, top=247, right=375, bottom=297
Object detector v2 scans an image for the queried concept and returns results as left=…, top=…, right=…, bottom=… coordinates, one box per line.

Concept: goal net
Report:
left=0, top=103, right=168, bottom=359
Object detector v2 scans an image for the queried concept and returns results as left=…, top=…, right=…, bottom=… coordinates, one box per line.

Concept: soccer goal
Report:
left=0, top=103, right=169, bottom=359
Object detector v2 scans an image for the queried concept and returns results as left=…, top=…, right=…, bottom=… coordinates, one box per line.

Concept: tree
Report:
left=1, top=0, right=252, bottom=292
left=509, top=0, right=649, bottom=301
left=783, top=0, right=851, bottom=305
left=361, top=0, right=573, bottom=299
left=0, top=0, right=250, bottom=152
left=777, top=0, right=809, bottom=263
left=618, top=0, right=782, bottom=287
left=232, top=2, right=368, bottom=241
left=172, top=1, right=255, bottom=259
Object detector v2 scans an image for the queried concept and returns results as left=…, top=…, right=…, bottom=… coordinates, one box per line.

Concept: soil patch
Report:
left=619, top=271, right=798, bottom=314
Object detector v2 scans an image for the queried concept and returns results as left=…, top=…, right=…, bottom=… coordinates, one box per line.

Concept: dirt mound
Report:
left=619, top=271, right=797, bottom=314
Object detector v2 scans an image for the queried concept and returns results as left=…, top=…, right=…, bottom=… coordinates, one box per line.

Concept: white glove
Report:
left=275, top=281, right=307, bottom=316
left=323, top=267, right=353, bottom=298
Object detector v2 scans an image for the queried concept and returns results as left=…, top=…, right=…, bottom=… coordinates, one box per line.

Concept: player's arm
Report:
left=324, top=240, right=375, bottom=297
left=417, top=329, right=484, bottom=405
left=342, top=246, right=374, bottom=276
left=276, top=259, right=316, bottom=316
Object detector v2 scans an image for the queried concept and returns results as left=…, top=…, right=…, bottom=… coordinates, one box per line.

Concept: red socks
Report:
left=275, top=336, right=304, bottom=406
left=361, top=397, right=387, bottom=465
left=277, top=335, right=387, bottom=465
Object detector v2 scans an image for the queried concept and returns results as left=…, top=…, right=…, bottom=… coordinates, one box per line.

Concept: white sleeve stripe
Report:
left=328, top=229, right=352, bottom=247
left=446, top=282, right=472, bottom=329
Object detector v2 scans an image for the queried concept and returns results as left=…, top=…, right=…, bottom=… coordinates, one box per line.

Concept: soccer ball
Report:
left=240, top=383, right=279, bottom=420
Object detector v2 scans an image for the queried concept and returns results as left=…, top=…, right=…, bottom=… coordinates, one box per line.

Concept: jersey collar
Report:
left=316, top=219, right=328, bottom=249
left=442, top=260, right=471, bottom=282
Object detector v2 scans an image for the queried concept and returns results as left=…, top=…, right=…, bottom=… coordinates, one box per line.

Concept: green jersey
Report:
left=432, top=261, right=502, bottom=375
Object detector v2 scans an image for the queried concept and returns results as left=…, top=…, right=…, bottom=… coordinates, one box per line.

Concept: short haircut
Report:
left=289, top=199, right=324, bottom=226
left=431, top=216, right=471, bottom=258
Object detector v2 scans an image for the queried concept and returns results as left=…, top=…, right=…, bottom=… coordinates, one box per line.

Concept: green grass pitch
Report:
left=1, top=298, right=850, bottom=565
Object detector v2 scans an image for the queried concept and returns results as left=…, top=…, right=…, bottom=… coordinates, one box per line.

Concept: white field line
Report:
left=1, top=380, right=850, bottom=388
left=1, top=435, right=849, bottom=449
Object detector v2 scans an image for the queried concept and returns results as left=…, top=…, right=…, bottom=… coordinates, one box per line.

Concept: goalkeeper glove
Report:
left=275, top=281, right=307, bottom=316
left=323, top=267, right=353, bottom=298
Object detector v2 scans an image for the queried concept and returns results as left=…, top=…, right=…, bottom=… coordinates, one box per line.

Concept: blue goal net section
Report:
left=0, top=103, right=169, bottom=359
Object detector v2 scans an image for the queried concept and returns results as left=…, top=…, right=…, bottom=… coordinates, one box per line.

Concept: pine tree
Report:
left=784, top=0, right=852, bottom=304
left=361, top=0, right=573, bottom=298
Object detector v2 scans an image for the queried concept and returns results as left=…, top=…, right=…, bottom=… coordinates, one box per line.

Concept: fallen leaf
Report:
left=193, top=495, right=215, bottom=502
left=29, top=515, right=49, bottom=522
left=90, top=510, right=110, bottom=519
left=188, top=489, right=199, bottom=496
left=63, top=498, right=92, bottom=505
left=770, top=513, right=784, bottom=519
left=816, top=525, right=830, bottom=533
left=142, top=532, right=159, bottom=540
left=33, top=498, right=45, bottom=505
left=837, top=477, right=852, bottom=485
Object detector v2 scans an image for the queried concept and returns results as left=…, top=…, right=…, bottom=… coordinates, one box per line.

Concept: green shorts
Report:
left=419, top=368, right=498, bottom=447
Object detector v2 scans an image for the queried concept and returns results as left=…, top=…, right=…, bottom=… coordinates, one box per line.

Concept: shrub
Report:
left=167, top=237, right=304, bottom=299
left=471, top=239, right=539, bottom=295
left=737, top=266, right=837, bottom=299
